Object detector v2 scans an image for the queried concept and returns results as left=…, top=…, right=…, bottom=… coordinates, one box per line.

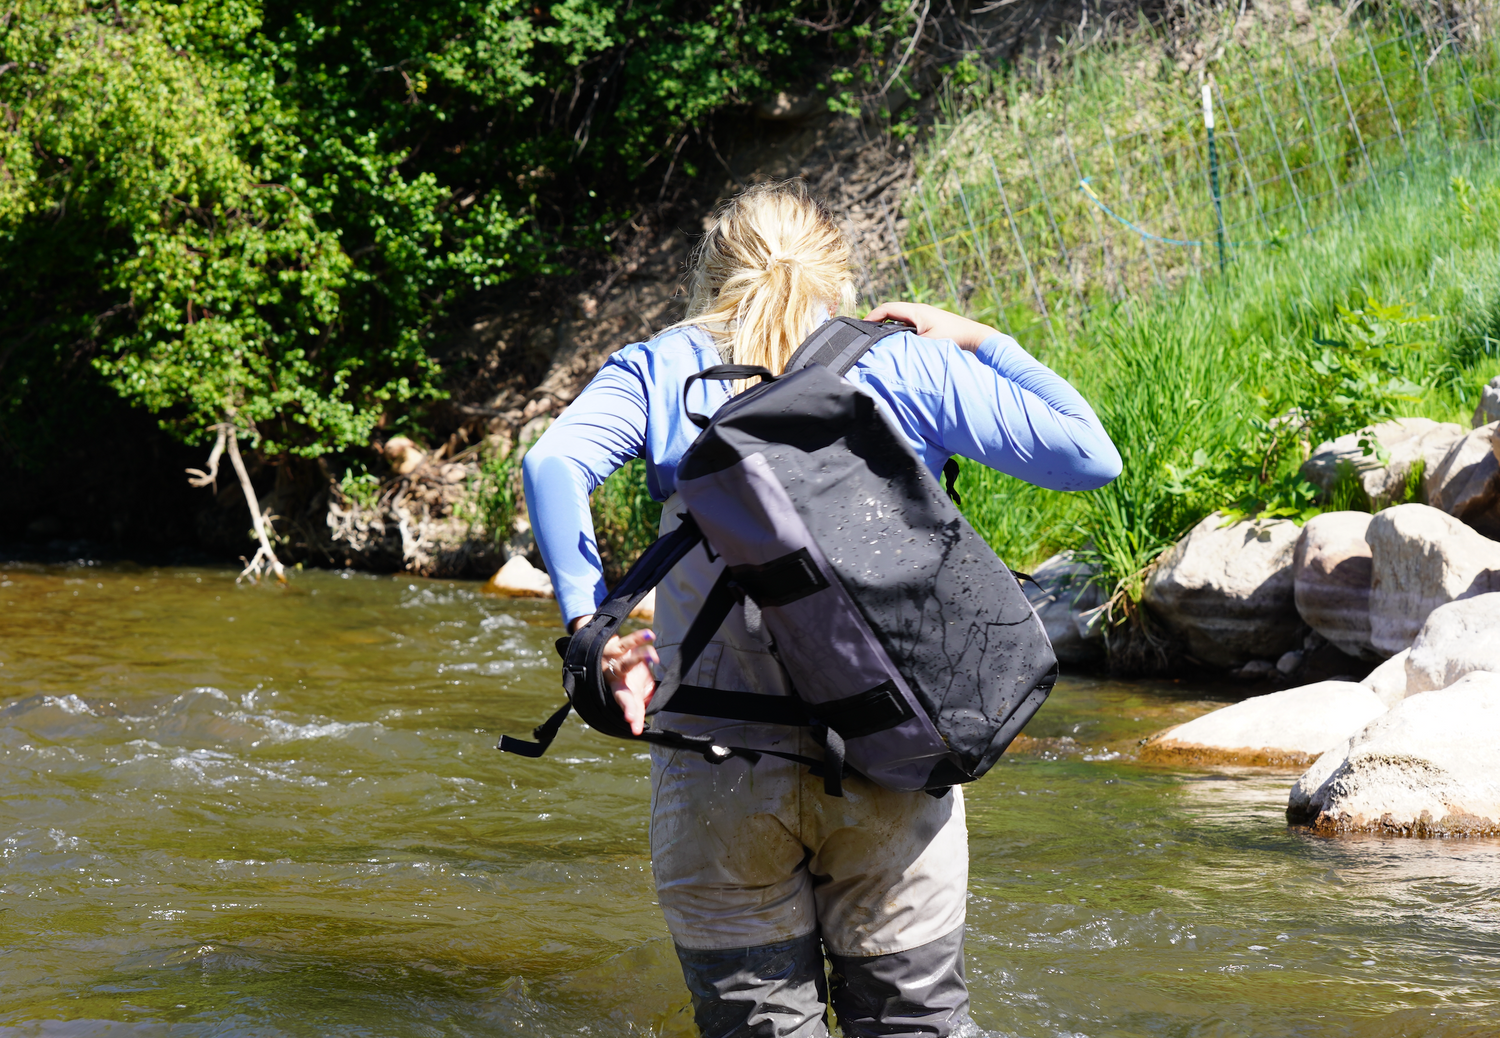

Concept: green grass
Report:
left=953, top=148, right=1500, bottom=629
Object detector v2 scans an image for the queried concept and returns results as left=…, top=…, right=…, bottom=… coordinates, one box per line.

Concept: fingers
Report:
left=865, top=301, right=922, bottom=327
left=603, top=629, right=657, bottom=737
left=864, top=301, right=999, bottom=353
left=614, top=685, right=649, bottom=736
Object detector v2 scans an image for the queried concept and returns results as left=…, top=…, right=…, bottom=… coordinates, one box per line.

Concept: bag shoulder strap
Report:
left=783, top=317, right=908, bottom=378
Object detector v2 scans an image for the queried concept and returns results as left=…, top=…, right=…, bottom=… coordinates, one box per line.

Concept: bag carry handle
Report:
left=683, top=364, right=778, bottom=428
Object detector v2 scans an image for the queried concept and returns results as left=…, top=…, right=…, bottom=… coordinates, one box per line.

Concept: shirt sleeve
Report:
left=521, top=355, right=649, bottom=624
left=936, top=332, right=1121, bottom=491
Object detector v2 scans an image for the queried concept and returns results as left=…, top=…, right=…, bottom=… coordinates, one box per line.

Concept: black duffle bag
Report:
left=501, top=318, right=1057, bottom=796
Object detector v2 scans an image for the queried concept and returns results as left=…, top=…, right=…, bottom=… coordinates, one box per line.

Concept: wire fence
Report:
left=874, top=10, right=1500, bottom=337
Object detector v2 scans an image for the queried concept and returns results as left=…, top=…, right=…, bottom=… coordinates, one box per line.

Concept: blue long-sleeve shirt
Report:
left=523, top=322, right=1121, bottom=624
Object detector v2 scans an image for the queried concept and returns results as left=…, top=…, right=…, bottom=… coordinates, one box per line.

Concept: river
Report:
left=0, top=561, right=1496, bottom=1036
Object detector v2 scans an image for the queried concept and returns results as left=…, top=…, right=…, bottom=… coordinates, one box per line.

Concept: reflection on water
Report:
left=0, top=561, right=1496, bottom=1036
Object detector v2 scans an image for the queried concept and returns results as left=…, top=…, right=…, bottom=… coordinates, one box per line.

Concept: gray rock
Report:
left=1142, top=680, right=1385, bottom=766
left=1473, top=375, right=1500, bottom=428
left=1367, top=504, right=1500, bottom=656
left=1424, top=421, right=1500, bottom=539
left=1302, top=418, right=1463, bottom=506
left=1288, top=670, right=1500, bottom=835
left=1405, top=592, right=1500, bottom=695
left=1291, top=511, right=1376, bottom=659
left=1276, top=650, right=1304, bottom=676
left=1023, top=552, right=1105, bottom=665
left=1360, top=648, right=1411, bottom=708
left=1143, top=513, right=1304, bottom=668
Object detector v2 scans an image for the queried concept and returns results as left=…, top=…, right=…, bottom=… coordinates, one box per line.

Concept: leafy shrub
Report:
left=591, top=459, right=663, bottom=586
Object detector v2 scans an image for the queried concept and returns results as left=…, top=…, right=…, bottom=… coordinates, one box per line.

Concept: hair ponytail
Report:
left=673, top=181, right=856, bottom=384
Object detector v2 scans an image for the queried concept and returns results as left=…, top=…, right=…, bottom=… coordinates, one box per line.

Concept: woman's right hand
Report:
left=569, top=615, right=659, bottom=736
left=865, top=301, right=999, bottom=353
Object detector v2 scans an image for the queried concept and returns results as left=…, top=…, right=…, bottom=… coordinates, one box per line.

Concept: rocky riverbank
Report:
left=1099, top=389, right=1500, bottom=836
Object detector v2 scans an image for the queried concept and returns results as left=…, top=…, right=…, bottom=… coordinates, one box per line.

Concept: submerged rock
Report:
left=1366, top=504, right=1500, bottom=656
left=1301, top=418, right=1462, bottom=506
left=1142, top=513, right=1304, bottom=668
left=1287, top=671, right=1500, bottom=836
left=484, top=555, right=555, bottom=598
left=1139, top=681, right=1385, bottom=767
left=1424, top=422, right=1500, bottom=540
left=1404, top=593, right=1500, bottom=695
left=1022, top=551, right=1105, bottom=665
left=1292, top=511, right=1376, bottom=659
left=1360, top=648, right=1411, bottom=708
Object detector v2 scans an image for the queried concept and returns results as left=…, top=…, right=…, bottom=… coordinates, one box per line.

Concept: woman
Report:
left=523, top=180, right=1120, bottom=1037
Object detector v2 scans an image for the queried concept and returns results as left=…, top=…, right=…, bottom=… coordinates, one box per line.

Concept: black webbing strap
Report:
left=684, top=364, right=777, bottom=428
left=942, top=457, right=963, bottom=506
left=498, top=700, right=572, bottom=758
left=650, top=568, right=739, bottom=710
left=783, top=317, right=909, bottom=378
left=659, top=685, right=813, bottom=727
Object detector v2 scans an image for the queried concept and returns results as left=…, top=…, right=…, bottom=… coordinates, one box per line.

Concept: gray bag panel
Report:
left=677, top=450, right=951, bottom=792
left=677, top=362, right=1056, bottom=786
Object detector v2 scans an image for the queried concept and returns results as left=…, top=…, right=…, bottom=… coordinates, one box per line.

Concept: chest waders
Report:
left=501, top=318, right=1058, bottom=797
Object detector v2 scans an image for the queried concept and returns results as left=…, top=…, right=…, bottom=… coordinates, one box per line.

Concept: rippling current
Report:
left=0, top=561, right=1496, bottom=1036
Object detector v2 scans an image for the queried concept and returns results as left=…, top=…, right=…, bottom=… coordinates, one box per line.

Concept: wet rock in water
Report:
left=1140, top=680, right=1386, bottom=767
left=1292, top=511, right=1377, bottom=659
left=1473, top=375, right=1500, bottom=428
left=483, top=555, right=555, bottom=598
left=1022, top=551, right=1104, bottom=665
left=1424, top=422, right=1500, bottom=540
left=1142, top=513, right=1304, bottom=668
left=383, top=435, right=426, bottom=476
left=1287, top=670, right=1500, bottom=835
left=1404, top=593, right=1500, bottom=695
left=1276, top=650, right=1304, bottom=676
left=1230, top=659, right=1278, bottom=681
left=1360, top=648, right=1411, bottom=708
left=1366, top=504, right=1500, bottom=656
left=1301, top=418, right=1463, bottom=506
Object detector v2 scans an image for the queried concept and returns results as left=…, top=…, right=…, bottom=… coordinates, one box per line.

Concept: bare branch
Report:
left=185, top=424, right=227, bottom=491
left=224, top=427, right=287, bottom=584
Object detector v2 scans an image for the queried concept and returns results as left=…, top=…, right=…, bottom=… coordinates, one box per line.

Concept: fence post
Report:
left=1361, top=22, right=1413, bottom=171
left=1284, top=42, right=1349, bottom=223
left=1320, top=28, right=1383, bottom=202
left=879, top=198, right=917, bottom=299
left=953, top=178, right=1007, bottom=331
left=1203, top=83, right=1227, bottom=274
left=1248, top=58, right=1311, bottom=237
left=986, top=155, right=1053, bottom=339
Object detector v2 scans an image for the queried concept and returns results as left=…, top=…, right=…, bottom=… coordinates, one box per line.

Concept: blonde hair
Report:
left=675, top=180, right=856, bottom=381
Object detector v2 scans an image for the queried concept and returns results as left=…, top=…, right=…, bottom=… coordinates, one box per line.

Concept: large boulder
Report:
left=1301, top=418, right=1463, bottom=506
left=1287, top=671, right=1500, bottom=835
left=1366, top=504, right=1500, bottom=656
left=1023, top=552, right=1105, bottom=665
left=1473, top=375, right=1500, bottom=427
left=1405, top=593, right=1500, bottom=694
left=1140, top=681, right=1386, bottom=767
left=1143, top=513, right=1304, bottom=668
left=1291, top=511, right=1375, bottom=659
left=1360, top=648, right=1410, bottom=708
left=1424, top=422, right=1500, bottom=539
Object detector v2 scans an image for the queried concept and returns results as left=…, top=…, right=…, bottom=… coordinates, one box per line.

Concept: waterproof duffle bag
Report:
left=501, top=317, right=1058, bottom=796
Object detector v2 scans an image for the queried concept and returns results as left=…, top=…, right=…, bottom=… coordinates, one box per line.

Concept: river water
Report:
left=1, top=561, right=1496, bottom=1037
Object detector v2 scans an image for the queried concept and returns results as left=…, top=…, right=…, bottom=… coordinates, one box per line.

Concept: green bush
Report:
left=590, top=458, right=663, bottom=586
